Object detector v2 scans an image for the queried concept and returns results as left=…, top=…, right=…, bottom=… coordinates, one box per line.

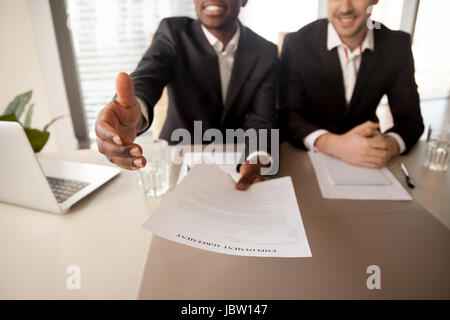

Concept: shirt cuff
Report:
left=303, top=129, right=329, bottom=151
left=385, top=132, right=406, bottom=154
left=246, top=151, right=272, bottom=166
left=136, top=97, right=150, bottom=133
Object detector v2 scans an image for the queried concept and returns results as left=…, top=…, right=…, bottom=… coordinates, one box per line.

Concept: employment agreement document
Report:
left=142, top=165, right=312, bottom=258
left=308, top=151, right=412, bottom=200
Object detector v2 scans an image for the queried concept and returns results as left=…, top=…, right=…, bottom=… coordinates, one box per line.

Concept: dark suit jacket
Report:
left=279, top=19, right=424, bottom=153
left=130, top=17, right=279, bottom=156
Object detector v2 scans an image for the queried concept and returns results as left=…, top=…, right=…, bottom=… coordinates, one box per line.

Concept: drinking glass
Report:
left=139, top=139, right=170, bottom=196
left=423, top=124, right=450, bottom=171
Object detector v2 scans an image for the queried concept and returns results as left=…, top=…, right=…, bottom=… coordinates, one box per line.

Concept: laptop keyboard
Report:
left=46, top=177, right=90, bottom=203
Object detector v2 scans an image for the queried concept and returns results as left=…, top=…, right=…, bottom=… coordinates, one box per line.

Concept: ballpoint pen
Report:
left=400, top=162, right=415, bottom=189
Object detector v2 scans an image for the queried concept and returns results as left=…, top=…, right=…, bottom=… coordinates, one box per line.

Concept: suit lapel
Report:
left=320, top=48, right=347, bottom=108
left=347, top=28, right=382, bottom=114
left=192, top=20, right=223, bottom=105
left=221, top=25, right=258, bottom=123
left=319, top=21, right=347, bottom=110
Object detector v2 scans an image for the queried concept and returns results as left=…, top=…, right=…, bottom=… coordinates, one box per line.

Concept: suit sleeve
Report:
left=130, top=18, right=177, bottom=132
left=242, top=52, right=279, bottom=158
left=279, top=34, right=322, bottom=149
left=385, top=33, right=424, bottom=153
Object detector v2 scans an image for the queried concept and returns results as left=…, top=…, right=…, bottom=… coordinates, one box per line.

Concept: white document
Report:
left=317, top=152, right=389, bottom=185
left=308, top=151, right=412, bottom=200
left=143, top=164, right=312, bottom=258
left=177, top=152, right=242, bottom=185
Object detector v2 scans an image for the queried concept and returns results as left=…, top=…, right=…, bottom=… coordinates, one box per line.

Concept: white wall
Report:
left=0, top=0, right=77, bottom=153
left=240, top=0, right=319, bottom=44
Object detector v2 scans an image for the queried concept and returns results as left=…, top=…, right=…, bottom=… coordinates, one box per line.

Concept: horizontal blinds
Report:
left=66, top=0, right=195, bottom=136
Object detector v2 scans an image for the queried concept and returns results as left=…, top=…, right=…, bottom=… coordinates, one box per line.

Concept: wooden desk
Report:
left=0, top=151, right=155, bottom=299
left=0, top=142, right=449, bottom=299
left=139, top=142, right=450, bottom=299
left=388, top=141, right=450, bottom=230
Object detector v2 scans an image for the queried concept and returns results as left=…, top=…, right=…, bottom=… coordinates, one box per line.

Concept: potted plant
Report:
left=0, top=90, right=64, bottom=152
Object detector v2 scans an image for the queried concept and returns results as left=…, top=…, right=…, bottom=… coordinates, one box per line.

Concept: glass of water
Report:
left=139, top=139, right=170, bottom=197
left=423, top=124, right=450, bottom=171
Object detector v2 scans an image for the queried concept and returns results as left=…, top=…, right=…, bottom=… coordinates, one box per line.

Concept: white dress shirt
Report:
left=303, top=23, right=406, bottom=153
left=201, top=25, right=240, bottom=104
left=201, top=26, right=272, bottom=164
left=137, top=26, right=240, bottom=132
left=137, top=25, right=271, bottom=165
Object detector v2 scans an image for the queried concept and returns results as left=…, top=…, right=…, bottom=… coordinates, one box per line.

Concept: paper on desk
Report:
left=309, top=151, right=412, bottom=200
left=177, top=152, right=242, bottom=185
left=143, top=164, right=312, bottom=258
left=316, top=152, right=389, bottom=185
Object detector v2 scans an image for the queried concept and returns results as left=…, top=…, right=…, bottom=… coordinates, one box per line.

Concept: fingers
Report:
left=361, top=162, right=381, bottom=169
left=97, top=137, right=146, bottom=170
left=384, top=136, right=400, bottom=156
left=236, top=179, right=251, bottom=191
left=361, top=121, right=379, bottom=129
left=236, top=169, right=266, bottom=191
left=361, top=159, right=386, bottom=168
left=360, top=127, right=380, bottom=138
left=368, top=136, right=388, bottom=150
left=116, top=72, right=136, bottom=107
left=354, top=121, right=380, bottom=136
left=366, top=147, right=389, bottom=159
left=236, top=174, right=257, bottom=191
left=359, top=138, right=389, bottom=167
left=108, top=155, right=147, bottom=171
left=95, top=117, right=124, bottom=146
left=97, top=137, right=141, bottom=157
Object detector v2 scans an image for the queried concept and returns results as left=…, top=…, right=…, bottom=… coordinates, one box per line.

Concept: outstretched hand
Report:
left=95, top=72, right=146, bottom=170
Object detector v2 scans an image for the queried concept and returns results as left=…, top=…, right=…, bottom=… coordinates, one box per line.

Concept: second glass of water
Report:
left=423, top=124, right=450, bottom=171
left=139, top=139, right=170, bottom=197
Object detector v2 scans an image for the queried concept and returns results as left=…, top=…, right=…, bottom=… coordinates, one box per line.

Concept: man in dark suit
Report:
left=95, top=0, right=279, bottom=190
left=279, top=0, right=424, bottom=168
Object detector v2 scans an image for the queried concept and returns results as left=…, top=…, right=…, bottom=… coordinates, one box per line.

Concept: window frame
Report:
left=49, top=0, right=90, bottom=148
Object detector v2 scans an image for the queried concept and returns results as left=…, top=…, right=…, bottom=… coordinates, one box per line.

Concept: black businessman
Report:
left=95, top=0, right=279, bottom=190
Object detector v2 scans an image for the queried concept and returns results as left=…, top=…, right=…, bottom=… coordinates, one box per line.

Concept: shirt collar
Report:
left=201, top=24, right=240, bottom=54
left=327, top=22, right=374, bottom=53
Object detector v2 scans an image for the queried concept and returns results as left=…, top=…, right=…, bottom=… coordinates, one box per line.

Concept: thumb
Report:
left=360, top=127, right=380, bottom=137
left=353, top=121, right=379, bottom=134
left=116, top=72, right=137, bottom=107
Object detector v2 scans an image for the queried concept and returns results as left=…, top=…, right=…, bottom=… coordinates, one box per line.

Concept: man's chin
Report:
left=336, top=24, right=367, bottom=39
left=199, top=17, right=227, bottom=29
left=338, top=29, right=359, bottom=38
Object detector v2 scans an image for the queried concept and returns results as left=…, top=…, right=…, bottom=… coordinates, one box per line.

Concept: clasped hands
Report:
left=315, top=121, right=400, bottom=168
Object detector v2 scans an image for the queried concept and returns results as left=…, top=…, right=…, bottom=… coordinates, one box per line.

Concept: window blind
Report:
left=66, top=0, right=196, bottom=136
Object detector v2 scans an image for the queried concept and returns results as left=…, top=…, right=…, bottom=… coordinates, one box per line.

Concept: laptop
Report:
left=0, top=121, right=120, bottom=214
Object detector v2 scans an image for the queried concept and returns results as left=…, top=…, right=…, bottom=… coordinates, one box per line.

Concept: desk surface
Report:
left=0, top=142, right=449, bottom=299
left=0, top=151, right=155, bottom=299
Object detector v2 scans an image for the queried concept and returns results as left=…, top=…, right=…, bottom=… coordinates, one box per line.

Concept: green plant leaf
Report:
left=3, top=90, right=33, bottom=119
left=43, top=115, right=65, bottom=132
left=0, top=114, right=19, bottom=122
left=24, top=128, right=50, bottom=153
left=23, top=103, right=34, bottom=128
